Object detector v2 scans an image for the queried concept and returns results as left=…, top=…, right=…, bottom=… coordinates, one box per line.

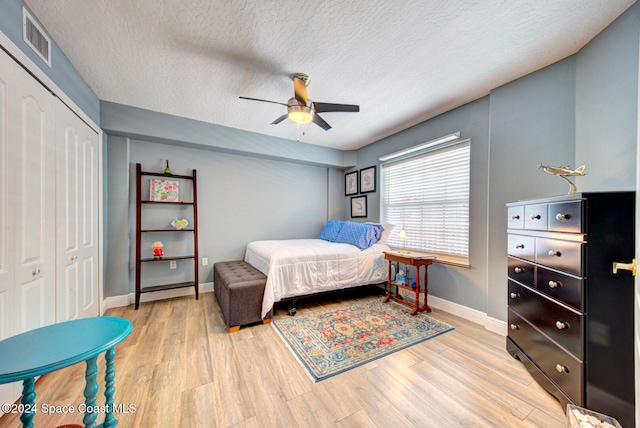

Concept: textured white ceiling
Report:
left=25, top=0, right=636, bottom=150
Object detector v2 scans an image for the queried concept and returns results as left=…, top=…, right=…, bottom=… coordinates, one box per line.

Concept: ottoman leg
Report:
left=229, top=326, right=240, bottom=333
left=263, top=319, right=272, bottom=325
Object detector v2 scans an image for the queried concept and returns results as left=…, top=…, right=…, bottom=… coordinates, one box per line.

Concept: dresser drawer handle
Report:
left=555, top=364, right=569, bottom=373
left=530, top=214, right=541, bottom=220
left=515, top=244, right=525, bottom=249
left=556, top=213, right=571, bottom=221
left=510, top=292, right=520, bottom=299
left=514, top=267, right=525, bottom=274
left=548, top=280, right=562, bottom=288
left=548, top=250, right=561, bottom=257
left=555, top=321, right=569, bottom=330
left=509, top=323, right=519, bottom=330
left=511, top=215, right=520, bottom=220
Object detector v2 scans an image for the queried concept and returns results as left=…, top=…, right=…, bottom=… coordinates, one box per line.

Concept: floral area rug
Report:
left=272, top=298, right=454, bottom=382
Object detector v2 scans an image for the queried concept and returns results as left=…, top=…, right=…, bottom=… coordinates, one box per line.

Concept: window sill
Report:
left=388, top=247, right=470, bottom=268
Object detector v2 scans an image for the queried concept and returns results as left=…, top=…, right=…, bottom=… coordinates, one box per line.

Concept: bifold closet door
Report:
left=12, top=56, right=56, bottom=334
left=55, top=98, right=99, bottom=321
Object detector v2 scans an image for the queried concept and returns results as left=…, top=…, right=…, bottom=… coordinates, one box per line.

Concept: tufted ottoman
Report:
left=213, top=260, right=273, bottom=332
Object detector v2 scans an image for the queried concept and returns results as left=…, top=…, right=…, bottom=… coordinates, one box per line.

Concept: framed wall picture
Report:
left=359, top=166, right=376, bottom=193
left=345, top=171, right=358, bottom=196
left=351, top=195, right=367, bottom=218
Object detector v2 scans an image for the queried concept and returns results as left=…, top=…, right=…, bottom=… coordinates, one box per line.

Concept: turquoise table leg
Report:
left=83, top=355, right=99, bottom=428
left=19, top=377, right=35, bottom=428
left=103, top=347, right=117, bottom=428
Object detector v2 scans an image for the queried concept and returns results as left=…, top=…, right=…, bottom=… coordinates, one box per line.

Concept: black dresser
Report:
left=506, top=192, right=635, bottom=427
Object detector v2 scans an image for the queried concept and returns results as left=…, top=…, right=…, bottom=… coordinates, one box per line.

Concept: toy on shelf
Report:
left=171, top=218, right=189, bottom=230
left=152, top=241, right=164, bottom=259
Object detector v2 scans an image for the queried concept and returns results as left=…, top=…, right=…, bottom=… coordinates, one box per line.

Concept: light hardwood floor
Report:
left=0, top=288, right=566, bottom=427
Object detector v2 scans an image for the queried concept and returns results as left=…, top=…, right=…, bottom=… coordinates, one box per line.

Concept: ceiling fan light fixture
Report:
left=288, top=105, right=314, bottom=124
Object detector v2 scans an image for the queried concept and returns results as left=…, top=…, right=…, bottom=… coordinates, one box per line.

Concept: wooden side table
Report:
left=0, top=316, right=132, bottom=428
left=383, top=251, right=436, bottom=315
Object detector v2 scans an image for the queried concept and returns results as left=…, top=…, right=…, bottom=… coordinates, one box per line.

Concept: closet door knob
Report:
left=555, top=364, right=569, bottom=373
left=32, top=268, right=41, bottom=276
left=71, top=255, right=78, bottom=261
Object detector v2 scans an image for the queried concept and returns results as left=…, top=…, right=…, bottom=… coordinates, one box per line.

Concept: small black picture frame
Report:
left=351, top=195, right=367, bottom=218
left=345, top=171, right=358, bottom=196
left=359, top=166, right=376, bottom=193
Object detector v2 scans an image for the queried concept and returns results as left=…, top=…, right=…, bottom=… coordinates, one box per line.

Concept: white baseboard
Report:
left=428, top=294, right=506, bottom=336
left=102, top=283, right=507, bottom=336
left=103, top=282, right=214, bottom=310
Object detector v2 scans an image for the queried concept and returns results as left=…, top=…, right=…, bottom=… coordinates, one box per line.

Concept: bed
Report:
left=244, top=221, right=393, bottom=318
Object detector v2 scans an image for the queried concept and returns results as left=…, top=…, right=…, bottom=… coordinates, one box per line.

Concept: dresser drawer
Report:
left=536, top=266, right=583, bottom=311
left=508, top=309, right=583, bottom=404
left=507, top=234, right=535, bottom=262
left=536, top=238, right=583, bottom=276
left=507, top=206, right=524, bottom=229
left=525, top=204, right=548, bottom=230
left=548, top=201, right=582, bottom=233
left=507, top=257, right=534, bottom=287
left=508, top=281, right=583, bottom=359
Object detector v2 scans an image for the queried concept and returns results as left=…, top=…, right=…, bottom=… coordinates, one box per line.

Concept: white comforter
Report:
left=244, top=239, right=389, bottom=318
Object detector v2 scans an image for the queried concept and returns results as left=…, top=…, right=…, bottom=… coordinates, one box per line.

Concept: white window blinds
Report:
left=381, top=140, right=470, bottom=265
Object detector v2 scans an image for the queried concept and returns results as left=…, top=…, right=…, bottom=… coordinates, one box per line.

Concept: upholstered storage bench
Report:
left=213, top=260, right=273, bottom=332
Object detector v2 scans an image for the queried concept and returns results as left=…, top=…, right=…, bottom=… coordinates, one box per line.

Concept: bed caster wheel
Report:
left=287, top=308, right=297, bottom=316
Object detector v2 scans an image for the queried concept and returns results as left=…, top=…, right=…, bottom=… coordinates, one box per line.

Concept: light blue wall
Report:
left=349, top=98, right=491, bottom=312
left=105, top=136, right=131, bottom=297
left=486, top=57, right=577, bottom=321
left=105, top=134, right=339, bottom=297
left=350, top=2, right=639, bottom=322
left=0, top=0, right=100, bottom=124
left=101, top=101, right=352, bottom=168
left=575, top=4, right=639, bottom=191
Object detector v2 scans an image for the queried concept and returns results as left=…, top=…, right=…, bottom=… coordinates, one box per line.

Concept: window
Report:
left=381, top=140, right=470, bottom=266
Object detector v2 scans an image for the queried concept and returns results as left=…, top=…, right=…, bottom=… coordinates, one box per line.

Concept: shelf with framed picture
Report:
left=135, top=162, right=199, bottom=309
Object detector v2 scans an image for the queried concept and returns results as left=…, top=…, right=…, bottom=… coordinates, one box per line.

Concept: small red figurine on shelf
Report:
left=152, top=241, right=164, bottom=259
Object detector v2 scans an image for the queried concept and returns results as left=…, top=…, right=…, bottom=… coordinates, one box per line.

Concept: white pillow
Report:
left=366, top=223, right=395, bottom=245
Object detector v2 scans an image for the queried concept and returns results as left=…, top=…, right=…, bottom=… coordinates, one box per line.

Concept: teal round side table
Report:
left=0, top=316, right=132, bottom=428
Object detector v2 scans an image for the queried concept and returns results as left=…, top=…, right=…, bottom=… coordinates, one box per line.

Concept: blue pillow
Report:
left=334, top=221, right=384, bottom=250
left=318, top=220, right=344, bottom=242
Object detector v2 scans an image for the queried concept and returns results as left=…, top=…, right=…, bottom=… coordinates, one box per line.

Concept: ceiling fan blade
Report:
left=312, top=113, right=332, bottom=131
left=239, top=96, right=288, bottom=107
left=271, top=114, right=289, bottom=125
left=293, top=77, right=308, bottom=105
left=313, top=102, right=360, bottom=113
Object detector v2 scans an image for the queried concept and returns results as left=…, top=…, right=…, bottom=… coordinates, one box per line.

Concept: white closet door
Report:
left=55, top=98, right=99, bottom=321
left=12, top=61, right=56, bottom=334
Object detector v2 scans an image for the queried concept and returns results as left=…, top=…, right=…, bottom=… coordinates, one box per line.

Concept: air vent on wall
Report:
left=22, top=7, right=51, bottom=67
